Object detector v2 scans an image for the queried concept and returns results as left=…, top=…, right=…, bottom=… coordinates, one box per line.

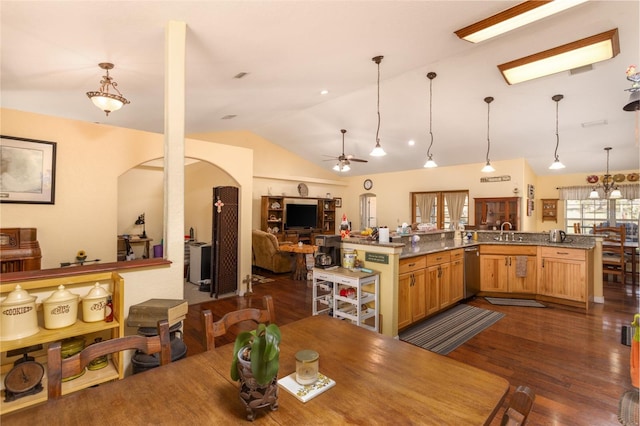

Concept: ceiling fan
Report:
left=324, top=129, right=368, bottom=172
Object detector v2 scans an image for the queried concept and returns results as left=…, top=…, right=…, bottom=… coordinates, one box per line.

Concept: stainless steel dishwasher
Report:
left=464, top=246, right=480, bottom=299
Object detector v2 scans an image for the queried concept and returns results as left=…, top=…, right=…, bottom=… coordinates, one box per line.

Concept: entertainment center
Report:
left=260, top=196, right=337, bottom=241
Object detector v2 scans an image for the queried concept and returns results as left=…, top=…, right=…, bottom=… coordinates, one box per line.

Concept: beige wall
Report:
left=0, top=107, right=254, bottom=313
left=187, top=130, right=349, bottom=231
left=339, top=158, right=538, bottom=232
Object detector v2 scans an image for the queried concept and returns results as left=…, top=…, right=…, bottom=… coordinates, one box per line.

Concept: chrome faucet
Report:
left=499, top=222, right=513, bottom=241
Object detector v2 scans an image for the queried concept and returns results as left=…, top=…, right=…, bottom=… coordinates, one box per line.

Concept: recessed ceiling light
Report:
left=408, top=140, right=415, bottom=146
left=221, top=114, right=237, bottom=120
left=320, top=89, right=329, bottom=95
left=233, top=72, right=249, bottom=79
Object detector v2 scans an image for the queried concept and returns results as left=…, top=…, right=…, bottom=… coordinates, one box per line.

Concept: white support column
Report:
left=164, top=21, right=186, bottom=284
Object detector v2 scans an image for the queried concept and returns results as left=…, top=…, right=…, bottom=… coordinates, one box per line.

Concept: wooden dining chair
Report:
left=501, top=385, right=536, bottom=426
left=594, top=225, right=627, bottom=282
left=201, top=295, right=275, bottom=351
left=47, top=319, right=171, bottom=399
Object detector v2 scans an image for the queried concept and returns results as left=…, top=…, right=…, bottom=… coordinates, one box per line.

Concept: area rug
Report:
left=252, top=274, right=275, bottom=284
left=399, top=304, right=505, bottom=355
left=485, top=297, right=546, bottom=308
left=618, top=390, right=639, bottom=426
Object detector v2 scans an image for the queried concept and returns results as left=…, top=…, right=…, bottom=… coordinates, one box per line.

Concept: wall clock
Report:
left=363, top=179, right=373, bottom=190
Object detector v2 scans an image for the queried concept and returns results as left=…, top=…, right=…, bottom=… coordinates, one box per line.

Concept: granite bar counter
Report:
left=340, top=230, right=599, bottom=337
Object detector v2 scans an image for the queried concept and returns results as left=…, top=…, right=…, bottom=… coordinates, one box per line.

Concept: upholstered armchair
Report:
left=251, top=229, right=293, bottom=273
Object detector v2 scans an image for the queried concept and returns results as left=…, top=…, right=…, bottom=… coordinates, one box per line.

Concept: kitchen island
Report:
left=341, top=230, right=597, bottom=337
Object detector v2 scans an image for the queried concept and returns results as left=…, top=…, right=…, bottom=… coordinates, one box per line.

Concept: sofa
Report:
left=252, top=229, right=293, bottom=273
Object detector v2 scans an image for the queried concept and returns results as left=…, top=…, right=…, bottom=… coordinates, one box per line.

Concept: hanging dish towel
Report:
left=515, top=256, right=528, bottom=278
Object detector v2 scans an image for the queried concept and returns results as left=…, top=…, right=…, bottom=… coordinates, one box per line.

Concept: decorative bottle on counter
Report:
left=105, top=296, right=114, bottom=322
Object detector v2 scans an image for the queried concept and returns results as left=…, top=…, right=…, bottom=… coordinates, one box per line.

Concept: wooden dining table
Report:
left=2, top=315, right=509, bottom=425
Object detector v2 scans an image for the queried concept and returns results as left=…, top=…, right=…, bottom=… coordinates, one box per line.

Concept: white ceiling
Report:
left=1, top=1, right=638, bottom=177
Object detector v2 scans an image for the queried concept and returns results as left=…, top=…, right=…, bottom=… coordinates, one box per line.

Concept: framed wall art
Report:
left=0, top=135, right=57, bottom=204
left=334, top=197, right=342, bottom=208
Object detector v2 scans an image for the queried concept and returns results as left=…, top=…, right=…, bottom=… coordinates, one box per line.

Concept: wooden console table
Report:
left=117, top=236, right=153, bottom=259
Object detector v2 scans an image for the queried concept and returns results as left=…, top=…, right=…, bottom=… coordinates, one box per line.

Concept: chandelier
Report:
left=589, top=147, right=622, bottom=199
left=86, top=63, right=130, bottom=116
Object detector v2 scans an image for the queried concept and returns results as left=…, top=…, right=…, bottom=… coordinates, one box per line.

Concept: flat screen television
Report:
left=286, top=203, right=317, bottom=229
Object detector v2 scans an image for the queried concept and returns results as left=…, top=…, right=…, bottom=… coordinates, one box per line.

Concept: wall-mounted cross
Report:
left=214, top=197, right=225, bottom=213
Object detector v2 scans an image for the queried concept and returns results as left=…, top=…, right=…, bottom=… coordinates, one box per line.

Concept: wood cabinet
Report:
left=399, top=249, right=464, bottom=330
left=261, top=196, right=285, bottom=240
left=426, top=251, right=450, bottom=315
left=474, top=197, right=521, bottom=230
left=539, top=247, right=592, bottom=308
left=261, top=196, right=336, bottom=240
left=449, top=249, right=465, bottom=305
left=541, top=199, right=558, bottom=223
left=0, top=272, right=125, bottom=415
left=398, top=256, right=427, bottom=329
left=319, top=199, right=336, bottom=234
left=480, top=245, right=537, bottom=294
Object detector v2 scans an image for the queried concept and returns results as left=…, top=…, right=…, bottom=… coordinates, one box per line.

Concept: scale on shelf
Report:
left=4, top=344, right=45, bottom=402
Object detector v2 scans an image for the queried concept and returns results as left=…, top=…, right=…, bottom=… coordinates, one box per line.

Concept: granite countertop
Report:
left=399, top=237, right=595, bottom=259
left=339, top=231, right=595, bottom=259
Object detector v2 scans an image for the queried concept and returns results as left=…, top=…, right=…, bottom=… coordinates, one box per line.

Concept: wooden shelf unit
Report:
left=541, top=199, right=559, bottom=222
left=474, top=197, right=521, bottom=230
left=0, top=271, right=125, bottom=415
left=261, top=196, right=336, bottom=240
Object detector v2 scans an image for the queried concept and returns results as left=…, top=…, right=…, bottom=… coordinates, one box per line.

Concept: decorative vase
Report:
left=236, top=349, right=279, bottom=421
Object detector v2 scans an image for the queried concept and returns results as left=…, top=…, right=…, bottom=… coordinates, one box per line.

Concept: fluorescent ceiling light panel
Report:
left=498, top=28, right=619, bottom=85
left=455, top=0, right=588, bottom=43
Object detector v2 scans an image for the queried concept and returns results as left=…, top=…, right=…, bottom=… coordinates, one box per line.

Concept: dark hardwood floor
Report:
left=183, top=270, right=639, bottom=425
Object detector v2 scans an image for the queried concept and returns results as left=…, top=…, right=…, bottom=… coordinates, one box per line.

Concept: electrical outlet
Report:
left=440, top=233, right=445, bottom=239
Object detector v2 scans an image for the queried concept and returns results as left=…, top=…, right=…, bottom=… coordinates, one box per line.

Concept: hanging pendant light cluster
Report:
left=589, top=147, right=622, bottom=199
left=86, top=63, right=130, bottom=116
left=424, top=72, right=438, bottom=168
left=481, top=96, right=496, bottom=172
left=370, top=56, right=387, bottom=157
left=549, top=94, right=566, bottom=170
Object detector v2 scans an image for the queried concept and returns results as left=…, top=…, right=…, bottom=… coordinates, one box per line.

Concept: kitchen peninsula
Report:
left=341, top=230, right=596, bottom=338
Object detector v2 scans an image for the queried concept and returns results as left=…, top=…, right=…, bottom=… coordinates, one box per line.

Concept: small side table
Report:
left=278, top=244, right=317, bottom=280
left=118, top=236, right=153, bottom=259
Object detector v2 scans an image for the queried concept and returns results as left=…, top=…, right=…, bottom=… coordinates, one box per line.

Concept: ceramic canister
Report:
left=81, top=283, right=110, bottom=322
left=43, top=285, right=79, bottom=329
left=342, top=248, right=356, bottom=269
left=0, top=284, right=39, bottom=340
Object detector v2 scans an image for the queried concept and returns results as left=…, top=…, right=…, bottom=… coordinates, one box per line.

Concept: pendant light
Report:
left=424, top=72, right=438, bottom=168
left=370, top=55, right=387, bottom=157
left=86, top=63, right=130, bottom=116
left=481, top=96, right=495, bottom=172
left=549, top=94, right=566, bottom=170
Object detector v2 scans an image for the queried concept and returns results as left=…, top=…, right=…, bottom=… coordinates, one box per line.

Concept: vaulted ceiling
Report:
left=1, top=1, right=638, bottom=177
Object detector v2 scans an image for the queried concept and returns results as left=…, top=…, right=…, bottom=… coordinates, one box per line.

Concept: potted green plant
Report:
left=231, top=323, right=281, bottom=421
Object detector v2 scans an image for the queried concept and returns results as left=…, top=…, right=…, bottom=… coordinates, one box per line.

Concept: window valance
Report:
left=557, top=184, right=640, bottom=200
